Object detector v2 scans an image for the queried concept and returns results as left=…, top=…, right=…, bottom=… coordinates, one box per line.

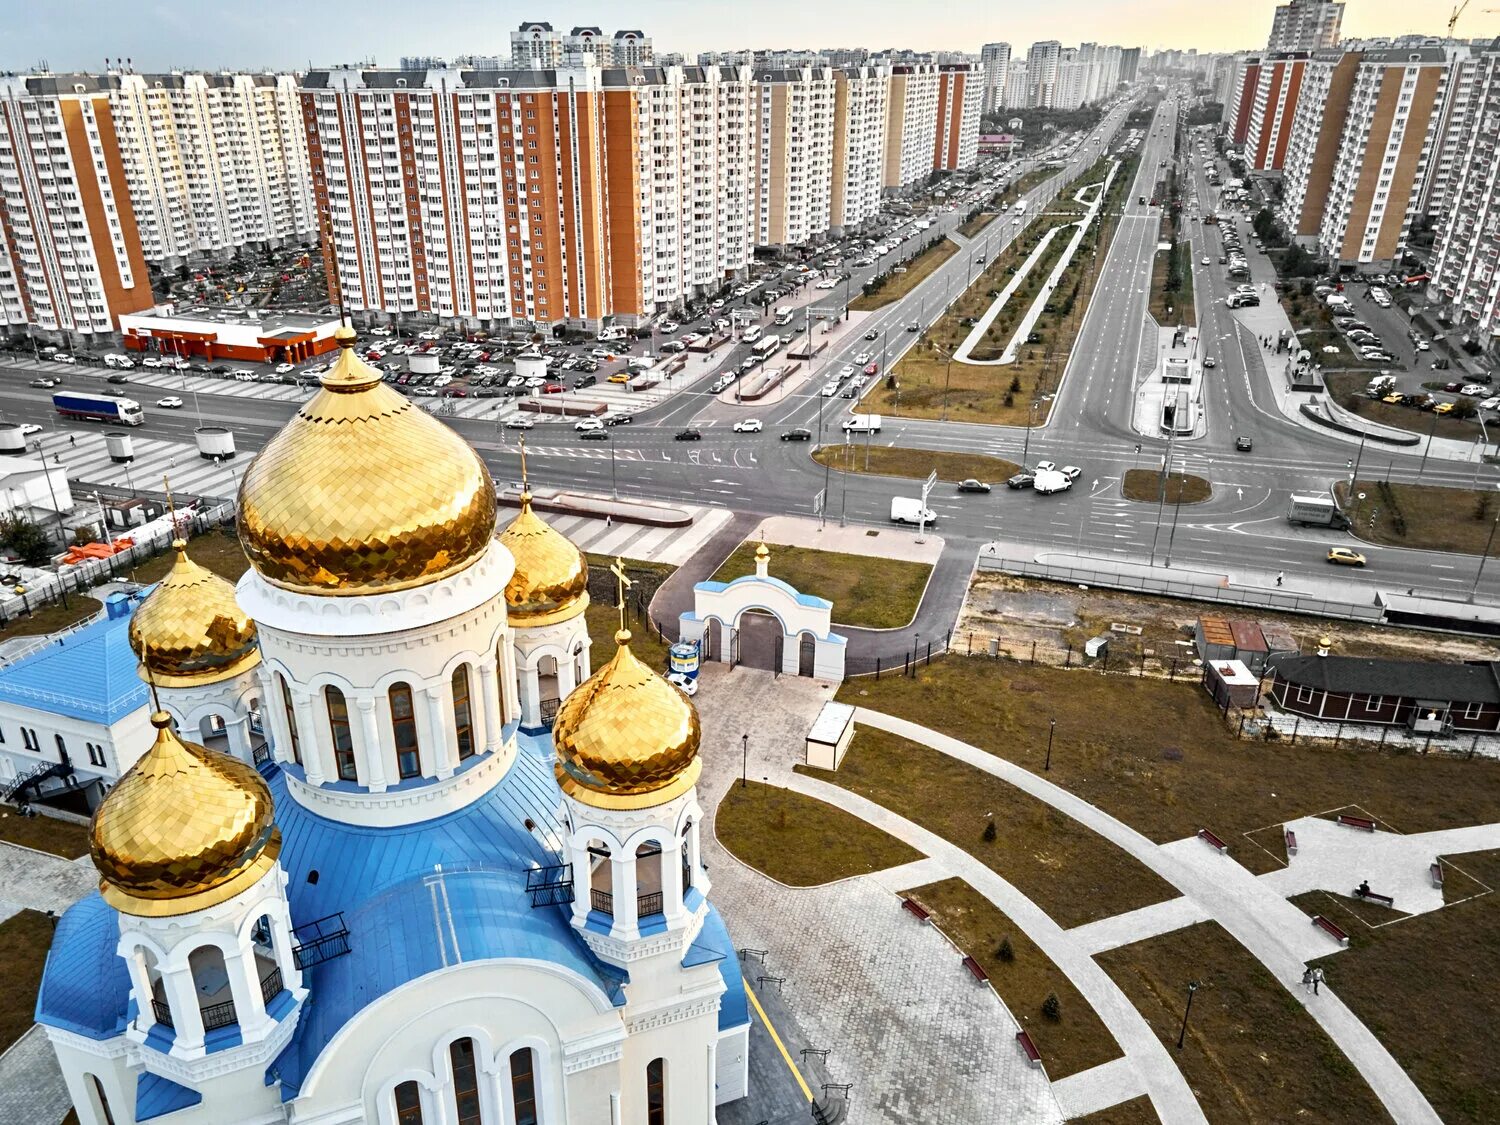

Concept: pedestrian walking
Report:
left=1312, top=967, right=1324, bottom=995
left=1276, top=571, right=1284, bottom=587
left=1301, top=968, right=1314, bottom=992
left=68, top=434, right=76, bottom=447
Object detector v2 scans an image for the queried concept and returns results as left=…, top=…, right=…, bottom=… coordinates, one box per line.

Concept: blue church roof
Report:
left=34, top=892, right=131, bottom=1040
left=0, top=593, right=148, bottom=724
left=136, top=1072, right=202, bottom=1121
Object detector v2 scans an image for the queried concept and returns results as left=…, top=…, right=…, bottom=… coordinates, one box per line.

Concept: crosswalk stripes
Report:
left=31, top=430, right=245, bottom=501
left=534, top=506, right=735, bottom=567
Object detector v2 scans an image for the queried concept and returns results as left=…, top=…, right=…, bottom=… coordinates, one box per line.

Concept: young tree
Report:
left=1041, top=993, right=1061, bottom=1021
left=997, top=937, right=1015, bottom=962
left=0, top=515, right=54, bottom=566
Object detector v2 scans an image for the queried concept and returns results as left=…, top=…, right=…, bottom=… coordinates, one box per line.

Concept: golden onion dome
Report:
left=236, top=326, right=497, bottom=596
left=497, top=492, right=590, bottom=626
left=128, top=540, right=260, bottom=687
left=553, top=629, right=701, bottom=810
left=90, top=712, right=281, bottom=917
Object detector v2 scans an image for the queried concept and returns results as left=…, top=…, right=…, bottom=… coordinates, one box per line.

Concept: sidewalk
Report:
left=749, top=515, right=944, bottom=565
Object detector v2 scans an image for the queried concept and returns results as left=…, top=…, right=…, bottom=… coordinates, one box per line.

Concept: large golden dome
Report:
left=498, top=492, right=590, bottom=626
left=553, top=630, right=701, bottom=810
left=90, top=712, right=281, bottom=917
left=128, top=540, right=260, bottom=687
left=237, top=326, right=497, bottom=596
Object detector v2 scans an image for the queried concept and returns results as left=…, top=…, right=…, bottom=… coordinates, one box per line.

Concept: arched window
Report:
left=452, top=665, right=475, bottom=761
left=390, top=683, right=421, bottom=779
left=510, top=1048, right=537, bottom=1125
left=278, top=675, right=301, bottom=766
left=87, top=1074, right=116, bottom=1125
left=450, top=1037, right=481, bottom=1125
left=324, top=686, right=357, bottom=782
left=394, top=1080, right=424, bottom=1125
left=646, top=1057, right=665, bottom=1125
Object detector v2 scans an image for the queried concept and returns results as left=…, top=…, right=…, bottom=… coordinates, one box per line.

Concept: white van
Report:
left=842, top=415, right=882, bottom=434
left=742, top=325, right=763, bottom=344
left=597, top=325, right=629, bottom=342
left=103, top=354, right=135, bottom=369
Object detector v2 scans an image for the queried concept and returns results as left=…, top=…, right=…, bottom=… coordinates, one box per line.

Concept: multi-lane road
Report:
left=3, top=92, right=1498, bottom=605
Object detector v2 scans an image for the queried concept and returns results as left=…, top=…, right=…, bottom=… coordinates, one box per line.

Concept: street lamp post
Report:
left=1044, top=718, right=1055, bottom=771
left=1176, top=981, right=1200, bottom=1049
left=1021, top=401, right=1039, bottom=470
left=741, top=734, right=749, bottom=789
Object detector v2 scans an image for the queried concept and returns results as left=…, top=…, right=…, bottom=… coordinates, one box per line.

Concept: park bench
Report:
left=1311, top=914, right=1350, bottom=947
left=1197, top=827, right=1229, bottom=854
left=961, top=955, right=989, bottom=983
left=1355, top=887, right=1395, bottom=908
left=1285, top=828, right=1298, bottom=856
left=1016, top=1030, right=1043, bottom=1069
left=1337, top=813, right=1377, bottom=832
left=1430, top=863, right=1444, bottom=890
left=900, top=898, right=931, bottom=923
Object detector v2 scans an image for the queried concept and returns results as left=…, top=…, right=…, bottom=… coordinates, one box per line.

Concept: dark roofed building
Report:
left=1266, top=653, right=1500, bottom=736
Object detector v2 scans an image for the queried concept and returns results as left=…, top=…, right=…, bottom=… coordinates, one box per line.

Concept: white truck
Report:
left=842, top=414, right=881, bottom=433
left=1033, top=468, right=1073, bottom=495
left=1287, top=493, right=1350, bottom=529
left=890, top=497, right=936, bottom=526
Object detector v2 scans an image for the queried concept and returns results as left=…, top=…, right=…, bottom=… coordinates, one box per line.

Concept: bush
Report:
left=1009, top=374, right=1022, bottom=393
left=982, top=819, right=997, bottom=842
left=997, top=937, right=1015, bottom=962
left=1042, top=993, right=1061, bottom=1020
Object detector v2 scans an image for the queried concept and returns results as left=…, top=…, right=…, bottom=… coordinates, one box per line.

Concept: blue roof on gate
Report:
left=693, top=574, right=833, bottom=610
left=0, top=594, right=149, bottom=724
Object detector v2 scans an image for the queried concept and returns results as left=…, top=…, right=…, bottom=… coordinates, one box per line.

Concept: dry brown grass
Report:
left=1337, top=479, right=1500, bottom=556
left=848, top=238, right=959, bottom=311
left=715, top=781, right=922, bottom=886
left=0, top=910, right=59, bottom=1052
left=1326, top=375, right=1482, bottom=440
left=1097, top=922, right=1388, bottom=1124
left=798, top=727, right=1178, bottom=927
left=710, top=543, right=931, bottom=630
left=958, top=212, right=999, bottom=238
left=127, top=527, right=248, bottom=584
left=904, top=877, right=1121, bottom=1080
left=811, top=445, right=1018, bottom=486
left=0, top=809, right=91, bottom=858
left=0, top=595, right=102, bottom=642
left=1122, top=469, right=1212, bottom=505
left=1073, top=1096, right=1160, bottom=1124
left=835, top=657, right=1500, bottom=849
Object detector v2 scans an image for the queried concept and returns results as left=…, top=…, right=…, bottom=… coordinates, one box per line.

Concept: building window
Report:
left=54, top=733, right=67, bottom=758
left=279, top=676, right=301, bottom=766
left=394, top=1081, right=424, bottom=1125
left=325, top=687, right=358, bottom=782
left=1365, top=695, right=1384, bottom=711
left=22, top=728, right=38, bottom=752
left=647, top=1057, right=665, bottom=1125
left=87, top=1074, right=116, bottom=1125
left=452, top=665, right=475, bottom=760
left=510, top=1048, right=537, bottom=1125
left=1295, top=685, right=1314, bottom=706
left=450, top=1038, right=481, bottom=1125
left=390, top=683, right=421, bottom=779
left=87, top=743, right=105, bottom=767
left=1465, top=700, right=1483, bottom=720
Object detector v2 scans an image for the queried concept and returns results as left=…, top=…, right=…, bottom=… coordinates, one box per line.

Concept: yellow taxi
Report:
left=1327, top=547, right=1367, bottom=567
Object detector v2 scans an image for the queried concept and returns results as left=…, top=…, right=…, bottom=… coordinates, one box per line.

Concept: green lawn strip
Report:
left=710, top=543, right=930, bottom=630
left=1334, top=478, right=1500, bottom=556
left=1097, top=922, right=1388, bottom=1123
left=849, top=238, right=959, bottom=311
left=797, top=728, right=1177, bottom=928
left=715, top=780, right=922, bottom=886
left=0, top=910, right=58, bottom=1052
left=811, top=446, right=1018, bottom=486
left=904, top=876, right=1122, bottom=1079
left=835, top=658, right=1500, bottom=848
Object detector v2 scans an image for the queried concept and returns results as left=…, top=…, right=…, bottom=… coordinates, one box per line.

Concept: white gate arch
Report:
left=678, top=545, right=845, bottom=682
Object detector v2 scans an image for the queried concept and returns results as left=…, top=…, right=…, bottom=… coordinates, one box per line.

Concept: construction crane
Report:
left=1447, top=0, right=1498, bottom=34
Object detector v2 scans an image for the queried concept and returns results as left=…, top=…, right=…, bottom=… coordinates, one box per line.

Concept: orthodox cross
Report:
left=610, top=556, right=632, bottom=635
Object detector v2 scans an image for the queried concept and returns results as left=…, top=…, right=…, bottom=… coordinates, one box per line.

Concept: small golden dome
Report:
left=237, top=326, right=497, bottom=596
left=553, top=630, right=701, bottom=810
left=90, top=713, right=281, bottom=918
left=128, top=540, right=260, bottom=687
left=498, top=492, right=590, bottom=626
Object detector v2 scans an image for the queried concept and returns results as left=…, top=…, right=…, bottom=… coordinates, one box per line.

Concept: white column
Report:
left=267, top=908, right=303, bottom=993
left=163, top=966, right=205, bottom=1051
left=570, top=839, right=593, bottom=928
left=290, top=692, right=325, bottom=786
left=224, top=941, right=272, bottom=1037
left=558, top=653, right=578, bottom=700
left=355, top=697, right=387, bottom=792
left=522, top=664, right=542, bottom=727
left=479, top=661, right=502, bottom=752
left=125, top=950, right=155, bottom=1031
left=578, top=634, right=593, bottom=680
left=426, top=686, right=455, bottom=780
left=501, top=638, right=520, bottom=723
left=260, top=671, right=296, bottom=770
left=663, top=837, right=686, bottom=922
left=225, top=714, right=252, bottom=763
left=781, top=633, right=800, bottom=676
left=612, top=854, right=639, bottom=938
left=705, top=1040, right=718, bottom=1121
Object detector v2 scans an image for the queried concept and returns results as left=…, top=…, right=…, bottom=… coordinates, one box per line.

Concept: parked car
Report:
left=1006, top=472, right=1036, bottom=490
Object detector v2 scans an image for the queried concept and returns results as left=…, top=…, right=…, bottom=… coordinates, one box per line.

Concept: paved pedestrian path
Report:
left=1051, top=1055, right=1148, bottom=1119
left=0, top=1026, right=73, bottom=1125
left=0, top=841, right=100, bottom=919
left=748, top=515, right=944, bottom=565
left=850, top=708, right=1445, bottom=1125
left=33, top=429, right=244, bottom=501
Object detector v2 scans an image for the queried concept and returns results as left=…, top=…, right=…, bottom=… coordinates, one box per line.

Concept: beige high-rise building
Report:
left=1267, top=0, right=1344, bottom=52
left=752, top=66, right=836, bottom=248
left=934, top=64, right=983, bottom=172
left=831, top=65, right=890, bottom=232
left=883, top=63, right=939, bottom=191
left=979, top=43, right=1011, bottom=116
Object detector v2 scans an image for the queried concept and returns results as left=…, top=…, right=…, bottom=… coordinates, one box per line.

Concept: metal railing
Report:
left=637, top=891, right=664, bottom=918
left=260, top=965, right=283, bottom=1005
left=590, top=888, right=614, bottom=915
left=200, top=999, right=237, bottom=1032
left=151, top=998, right=174, bottom=1028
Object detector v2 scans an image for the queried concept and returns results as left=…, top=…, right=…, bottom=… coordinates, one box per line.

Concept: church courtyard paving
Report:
left=690, top=662, right=1500, bottom=1123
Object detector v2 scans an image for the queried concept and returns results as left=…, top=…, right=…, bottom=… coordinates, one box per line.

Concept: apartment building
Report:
left=1244, top=52, right=1310, bottom=172
left=1277, top=50, right=1360, bottom=241
left=1225, top=55, right=1264, bottom=144
left=510, top=23, right=655, bottom=68
left=753, top=67, right=836, bottom=248
left=831, top=65, right=890, bottom=232
left=1428, top=43, right=1500, bottom=343
left=883, top=64, right=939, bottom=191
left=1419, top=43, right=1480, bottom=222
left=109, top=72, right=315, bottom=267
left=979, top=43, right=1011, bottom=116
left=0, top=74, right=155, bottom=341
left=1026, top=41, right=1063, bottom=108
left=1004, top=60, right=1029, bottom=110
left=934, top=64, right=983, bottom=172
left=1267, top=0, right=1344, bottom=52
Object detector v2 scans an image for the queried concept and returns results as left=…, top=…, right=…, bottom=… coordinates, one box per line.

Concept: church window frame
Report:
left=394, top=1080, right=424, bottom=1125
left=646, top=1057, right=666, bottom=1125
left=452, top=664, right=475, bottom=761
left=510, top=1047, right=538, bottom=1125
left=278, top=674, right=301, bottom=765
left=390, top=682, right=422, bottom=779
left=325, top=686, right=357, bottom=782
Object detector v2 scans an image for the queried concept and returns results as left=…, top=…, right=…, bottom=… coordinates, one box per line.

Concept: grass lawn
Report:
left=710, top=543, right=931, bottom=630
left=0, top=910, right=58, bottom=1052
left=127, top=527, right=248, bottom=585
left=835, top=658, right=1500, bottom=851
left=715, top=781, right=922, bottom=886
left=1150, top=240, right=1196, bottom=328
left=798, top=728, right=1177, bottom=928
left=1286, top=851, right=1500, bottom=1123
left=1072, top=1097, right=1159, bottom=1124
left=863, top=155, right=1134, bottom=426
left=958, top=212, right=998, bottom=238
left=1122, top=469, right=1212, bottom=504
left=849, top=238, right=959, bottom=312
left=0, top=811, right=92, bottom=859
left=1097, top=922, right=1387, bottom=1123
left=1336, top=479, right=1500, bottom=556
left=811, top=445, right=1018, bottom=486
left=583, top=555, right=676, bottom=671
left=904, top=877, right=1120, bottom=1080
left=0, top=594, right=102, bottom=642
left=1326, top=373, right=1480, bottom=441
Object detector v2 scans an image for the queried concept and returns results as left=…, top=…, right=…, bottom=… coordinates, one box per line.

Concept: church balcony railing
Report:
left=151, top=999, right=174, bottom=1028
left=590, top=888, right=614, bottom=915
left=637, top=891, right=664, bottom=918
left=199, top=999, right=237, bottom=1032
left=260, top=965, right=283, bottom=1005
left=291, top=912, right=352, bottom=970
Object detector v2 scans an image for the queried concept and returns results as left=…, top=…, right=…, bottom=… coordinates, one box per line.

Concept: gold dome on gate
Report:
left=128, top=540, right=260, bottom=687
left=553, top=629, right=701, bottom=809
left=236, top=326, right=497, bottom=596
left=90, top=712, right=281, bottom=917
left=497, top=492, right=590, bottom=626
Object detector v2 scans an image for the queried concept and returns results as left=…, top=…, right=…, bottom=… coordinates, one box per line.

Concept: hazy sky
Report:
left=4, top=0, right=1496, bottom=72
